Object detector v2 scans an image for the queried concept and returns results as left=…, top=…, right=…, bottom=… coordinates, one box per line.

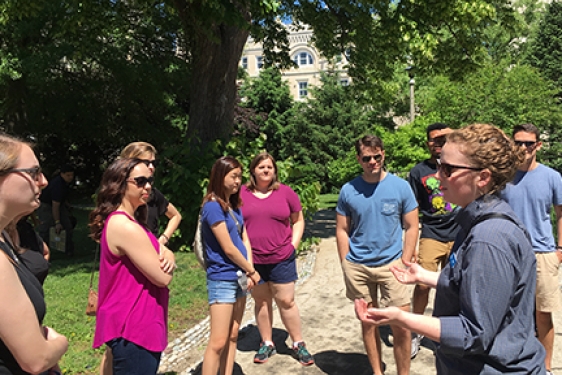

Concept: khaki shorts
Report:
left=342, top=258, right=410, bottom=308
left=536, top=252, right=562, bottom=312
left=418, top=238, right=454, bottom=272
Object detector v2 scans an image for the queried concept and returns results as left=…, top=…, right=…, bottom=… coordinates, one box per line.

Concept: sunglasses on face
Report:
left=428, top=136, right=446, bottom=146
left=127, top=175, right=155, bottom=187
left=514, top=140, right=537, bottom=148
left=437, top=159, right=483, bottom=178
left=0, top=166, right=43, bottom=182
left=361, top=154, right=383, bottom=163
left=139, top=159, right=159, bottom=168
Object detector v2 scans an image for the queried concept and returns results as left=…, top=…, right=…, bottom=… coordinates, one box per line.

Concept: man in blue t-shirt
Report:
left=336, top=134, right=418, bottom=375
left=500, top=123, right=562, bottom=375
left=407, top=123, right=460, bottom=358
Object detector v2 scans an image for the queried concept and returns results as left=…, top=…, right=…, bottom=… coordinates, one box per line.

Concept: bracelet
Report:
left=556, top=245, right=562, bottom=251
left=55, top=220, right=61, bottom=224
left=247, top=270, right=256, bottom=276
left=161, top=234, right=169, bottom=242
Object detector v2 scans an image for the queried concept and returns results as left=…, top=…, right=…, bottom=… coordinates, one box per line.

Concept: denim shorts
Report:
left=255, top=250, right=298, bottom=284
left=207, top=278, right=247, bottom=304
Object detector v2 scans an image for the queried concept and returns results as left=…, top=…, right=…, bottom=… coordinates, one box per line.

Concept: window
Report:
left=256, top=56, right=264, bottom=70
left=241, top=57, right=248, bottom=69
left=298, top=81, right=308, bottom=99
left=293, top=52, right=314, bottom=67
left=340, top=79, right=349, bottom=86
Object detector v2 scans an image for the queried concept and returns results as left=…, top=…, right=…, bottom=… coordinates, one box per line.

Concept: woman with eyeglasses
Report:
left=201, top=156, right=260, bottom=375
left=355, top=124, right=546, bottom=374
left=0, top=133, right=68, bottom=374
left=240, top=152, right=314, bottom=366
left=120, top=142, right=182, bottom=246
left=89, top=158, right=175, bottom=374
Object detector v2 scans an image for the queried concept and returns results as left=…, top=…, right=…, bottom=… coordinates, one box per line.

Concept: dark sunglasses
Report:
left=514, top=140, right=537, bottom=148
left=139, top=159, right=159, bottom=168
left=437, top=159, right=483, bottom=178
left=428, top=136, right=446, bottom=146
left=361, top=154, right=383, bottom=163
left=127, top=175, right=155, bottom=187
left=0, top=166, right=43, bottom=182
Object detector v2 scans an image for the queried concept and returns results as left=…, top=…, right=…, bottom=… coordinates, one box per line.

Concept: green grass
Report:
left=319, top=193, right=338, bottom=209
left=43, top=208, right=208, bottom=374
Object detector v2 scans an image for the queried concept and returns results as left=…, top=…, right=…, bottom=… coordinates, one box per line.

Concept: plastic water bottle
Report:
left=236, top=270, right=248, bottom=291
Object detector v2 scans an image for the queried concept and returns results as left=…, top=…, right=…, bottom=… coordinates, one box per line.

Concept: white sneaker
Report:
left=411, top=333, right=423, bottom=359
left=546, top=371, right=554, bottom=375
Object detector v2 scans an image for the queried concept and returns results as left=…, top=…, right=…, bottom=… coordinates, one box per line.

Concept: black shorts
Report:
left=255, top=250, right=298, bottom=284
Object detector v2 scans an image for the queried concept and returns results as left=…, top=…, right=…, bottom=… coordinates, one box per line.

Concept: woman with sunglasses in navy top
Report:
left=356, top=124, right=546, bottom=374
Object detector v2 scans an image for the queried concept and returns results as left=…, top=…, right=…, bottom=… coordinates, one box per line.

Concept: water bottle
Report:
left=236, top=270, right=248, bottom=291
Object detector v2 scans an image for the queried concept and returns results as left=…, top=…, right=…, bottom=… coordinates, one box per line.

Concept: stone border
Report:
left=158, top=246, right=318, bottom=374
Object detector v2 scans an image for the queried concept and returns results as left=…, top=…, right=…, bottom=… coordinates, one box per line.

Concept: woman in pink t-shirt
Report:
left=89, top=158, right=176, bottom=374
left=240, top=152, right=314, bottom=366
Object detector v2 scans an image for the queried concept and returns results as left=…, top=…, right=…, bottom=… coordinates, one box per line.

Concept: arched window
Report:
left=293, top=52, right=314, bottom=67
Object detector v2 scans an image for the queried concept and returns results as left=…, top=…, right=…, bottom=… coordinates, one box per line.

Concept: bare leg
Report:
left=362, top=322, right=384, bottom=375
left=220, top=296, right=246, bottom=375
left=412, top=284, right=430, bottom=315
left=272, top=281, right=303, bottom=343
left=252, top=282, right=274, bottom=343
left=202, top=303, right=234, bottom=375
left=537, top=310, right=555, bottom=371
left=391, top=305, right=412, bottom=375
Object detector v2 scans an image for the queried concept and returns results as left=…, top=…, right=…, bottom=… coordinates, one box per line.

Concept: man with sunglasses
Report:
left=37, top=164, right=76, bottom=257
left=336, top=135, right=418, bottom=375
left=500, top=123, right=562, bottom=375
left=407, top=122, right=460, bottom=359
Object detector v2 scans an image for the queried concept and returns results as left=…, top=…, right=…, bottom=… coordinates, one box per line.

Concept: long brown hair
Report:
left=89, top=158, right=148, bottom=241
left=202, top=156, right=243, bottom=211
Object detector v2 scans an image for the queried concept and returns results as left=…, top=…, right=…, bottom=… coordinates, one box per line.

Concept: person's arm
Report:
left=336, top=213, right=351, bottom=262
left=159, top=202, right=182, bottom=245
left=106, top=215, right=173, bottom=287
left=0, top=255, right=68, bottom=373
left=355, top=299, right=441, bottom=342
left=401, top=208, right=419, bottom=264
left=51, top=201, right=63, bottom=234
left=42, top=240, right=50, bottom=262
left=389, top=262, right=440, bottom=288
left=555, top=205, right=562, bottom=263
left=242, top=227, right=259, bottom=289
left=290, top=211, right=304, bottom=250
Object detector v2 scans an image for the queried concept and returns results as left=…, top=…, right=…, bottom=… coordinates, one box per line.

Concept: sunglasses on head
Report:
left=127, top=175, right=155, bottom=187
left=437, top=159, right=483, bottom=178
left=514, top=140, right=536, bottom=148
left=139, top=159, right=159, bottom=168
left=361, top=154, right=383, bottom=163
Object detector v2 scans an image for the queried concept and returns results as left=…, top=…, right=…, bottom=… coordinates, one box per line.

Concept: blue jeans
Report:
left=107, top=338, right=161, bottom=375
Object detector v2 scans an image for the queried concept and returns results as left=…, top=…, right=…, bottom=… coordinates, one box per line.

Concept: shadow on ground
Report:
left=306, top=209, right=336, bottom=239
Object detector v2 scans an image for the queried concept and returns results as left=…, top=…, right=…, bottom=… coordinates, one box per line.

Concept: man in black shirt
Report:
left=37, top=164, right=75, bottom=256
left=407, top=123, right=460, bottom=358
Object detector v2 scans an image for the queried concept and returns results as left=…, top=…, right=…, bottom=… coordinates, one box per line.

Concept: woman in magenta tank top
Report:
left=89, top=158, right=176, bottom=374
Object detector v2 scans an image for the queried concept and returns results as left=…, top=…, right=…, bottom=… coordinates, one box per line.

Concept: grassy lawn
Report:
left=43, top=208, right=208, bottom=374
left=319, top=193, right=338, bottom=210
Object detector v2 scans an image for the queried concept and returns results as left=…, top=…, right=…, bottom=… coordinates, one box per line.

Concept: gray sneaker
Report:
left=254, top=342, right=276, bottom=364
left=411, top=333, right=423, bottom=359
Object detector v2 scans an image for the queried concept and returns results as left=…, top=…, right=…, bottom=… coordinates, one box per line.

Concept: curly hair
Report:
left=89, top=158, right=148, bottom=242
left=247, top=152, right=280, bottom=191
left=446, top=124, right=525, bottom=195
left=202, top=156, right=243, bottom=211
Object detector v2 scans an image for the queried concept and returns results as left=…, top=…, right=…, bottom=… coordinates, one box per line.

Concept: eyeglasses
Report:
left=514, top=140, right=537, bottom=148
left=127, top=176, right=155, bottom=187
left=139, top=159, right=159, bottom=168
left=0, top=166, right=43, bottom=182
left=437, top=160, right=483, bottom=178
left=361, top=154, right=383, bottom=163
left=428, top=136, right=446, bottom=146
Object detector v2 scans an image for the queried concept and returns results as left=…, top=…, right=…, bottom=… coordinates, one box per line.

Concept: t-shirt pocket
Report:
left=380, top=199, right=399, bottom=216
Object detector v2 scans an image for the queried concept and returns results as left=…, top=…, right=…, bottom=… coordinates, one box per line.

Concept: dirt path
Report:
left=187, top=209, right=562, bottom=375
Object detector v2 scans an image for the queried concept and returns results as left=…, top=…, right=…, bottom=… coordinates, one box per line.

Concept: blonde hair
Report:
left=120, top=142, right=157, bottom=159
left=0, top=133, right=27, bottom=176
left=447, top=124, right=525, bottom=195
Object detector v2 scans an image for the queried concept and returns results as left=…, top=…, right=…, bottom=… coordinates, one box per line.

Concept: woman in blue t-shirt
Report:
left=201, top=156, right=261, bottom=375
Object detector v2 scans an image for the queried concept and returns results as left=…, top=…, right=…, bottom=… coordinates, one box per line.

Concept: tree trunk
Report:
left=187, top=23, right=250, bottom=145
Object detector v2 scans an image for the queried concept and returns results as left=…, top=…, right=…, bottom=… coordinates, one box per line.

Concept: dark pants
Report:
left=36, top=203, right=75, bottom=255
left=108, top=338, right=162, bottom=375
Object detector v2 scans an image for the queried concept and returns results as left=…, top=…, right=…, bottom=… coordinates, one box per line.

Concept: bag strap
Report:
left=228, top=209, right=243, bottom=236
left=89, top=243, right=99, bottom=289
left=471, top=212, right=531, bottom=241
